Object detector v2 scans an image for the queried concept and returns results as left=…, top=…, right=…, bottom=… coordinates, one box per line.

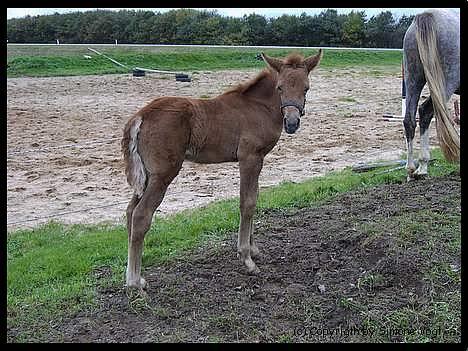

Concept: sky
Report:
left=7, top=8, right=459, bottom=20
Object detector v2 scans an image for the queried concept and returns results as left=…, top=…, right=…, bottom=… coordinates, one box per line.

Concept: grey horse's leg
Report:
left=403, top=85, right=425, bottom=181
left=414, top=96, right=433, bottom=178
left=237, top=154, right=263, bottom=274
left=403, top=54, right=426, bottom=181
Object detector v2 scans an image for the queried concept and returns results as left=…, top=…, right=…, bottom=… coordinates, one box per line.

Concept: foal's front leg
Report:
left=238, top=154, right=263, bottom=274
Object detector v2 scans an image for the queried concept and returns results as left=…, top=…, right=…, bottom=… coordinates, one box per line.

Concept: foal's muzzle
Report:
left=281, top=100, right=305, bottom=134
left=283, top=115, right=301, bottom=134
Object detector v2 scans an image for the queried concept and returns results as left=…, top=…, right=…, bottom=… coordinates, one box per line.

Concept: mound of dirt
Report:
left=39, top=173, right=459, bottom=343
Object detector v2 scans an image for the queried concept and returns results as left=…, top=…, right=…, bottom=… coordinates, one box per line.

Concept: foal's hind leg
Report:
left=126, top=176, right=172, bottom=289
left=414, top=97, right=433, bottom=179
left=126, top=194, right=141, bottom=243
left=238, top=155, right=264, bottom=274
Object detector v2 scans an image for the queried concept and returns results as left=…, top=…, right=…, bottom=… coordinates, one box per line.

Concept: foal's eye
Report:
left=277, top=86, right=283, bottom=92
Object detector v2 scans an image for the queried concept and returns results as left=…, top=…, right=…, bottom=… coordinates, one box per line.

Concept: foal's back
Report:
left=134, top=81, right=282, bottom=165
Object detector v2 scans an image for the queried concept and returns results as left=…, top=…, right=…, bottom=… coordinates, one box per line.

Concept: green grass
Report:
left=7, top=45, right=402, bottom=77
left=354, top=189, right=461, bottom=342
left=338, top=96, right=358, bottom=103
left=7, top=148, right=459, bottom=342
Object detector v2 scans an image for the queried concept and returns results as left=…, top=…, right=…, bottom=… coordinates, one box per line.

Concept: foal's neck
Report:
left=244, top=70, right=280, bottom=105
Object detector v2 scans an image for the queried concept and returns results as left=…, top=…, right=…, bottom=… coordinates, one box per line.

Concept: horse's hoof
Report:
left=413, top=169, right=428, bottom=180
left=248, top=266, right=260, bottom=275
left=406, top=169, right=416, bottom=182
left=245, top=258, right=260, bottom=275
left=250, top=245, right=260, bottom=258
left=126, top=277, right=147, bottom=290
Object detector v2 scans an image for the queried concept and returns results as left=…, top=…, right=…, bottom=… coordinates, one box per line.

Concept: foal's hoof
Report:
left=126, top=277, right=147, bottom=290
left=245, top=258, right=260, bottom=275
left=125, top=277, right=148, bottom=301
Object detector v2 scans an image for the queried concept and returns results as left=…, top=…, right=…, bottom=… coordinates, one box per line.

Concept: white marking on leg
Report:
left=126, top=246, right=138, bottom=286
left=126, top=241, right=146, bottom=288
left=406, top=138, right=415, bottom=170
left=415, top=128, right=430, bottom=176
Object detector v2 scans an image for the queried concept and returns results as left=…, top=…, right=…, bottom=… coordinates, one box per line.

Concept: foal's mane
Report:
left=224, top=69, right=274, bottom=95
left=224, top=52, right=306, bottom=95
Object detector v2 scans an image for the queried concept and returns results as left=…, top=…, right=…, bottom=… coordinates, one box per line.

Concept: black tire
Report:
left=132, top=69, right=145, bottom=77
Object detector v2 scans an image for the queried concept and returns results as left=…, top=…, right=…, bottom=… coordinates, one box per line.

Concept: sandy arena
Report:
left=7, top=67, right=453, bottom=230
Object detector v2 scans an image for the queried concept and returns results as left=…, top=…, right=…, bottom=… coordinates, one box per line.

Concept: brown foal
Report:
left=121, top=50, right=322, bottom=289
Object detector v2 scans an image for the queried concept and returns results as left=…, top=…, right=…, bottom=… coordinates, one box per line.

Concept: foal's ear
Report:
left=261, top=52, right=283, bottom=72
left=304, top=49, right=323, bottom=73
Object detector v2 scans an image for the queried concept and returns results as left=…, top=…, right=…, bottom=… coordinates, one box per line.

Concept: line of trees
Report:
left=7, top=9, right=415, bottom=48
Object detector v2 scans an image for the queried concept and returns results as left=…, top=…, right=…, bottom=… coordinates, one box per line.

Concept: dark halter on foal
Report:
left=280, top=100, right=306, bottom=117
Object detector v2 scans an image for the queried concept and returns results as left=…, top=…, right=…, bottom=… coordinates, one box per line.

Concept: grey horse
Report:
left=403, top=9, right=460, bottom=181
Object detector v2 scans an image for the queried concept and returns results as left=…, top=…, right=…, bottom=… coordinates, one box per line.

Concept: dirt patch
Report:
left=25, top=173, right=458, bottom=343
left=7, top=68, right=459, bottom=229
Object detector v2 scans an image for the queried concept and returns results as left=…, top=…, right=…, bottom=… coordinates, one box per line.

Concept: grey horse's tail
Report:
left=121, top=115, right=147, bottom=197
left=415, top=12, right=460, bottom=163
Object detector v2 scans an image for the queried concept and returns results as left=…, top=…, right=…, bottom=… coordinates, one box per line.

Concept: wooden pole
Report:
left=87, top=47, right=129, bottom=69
left=133, top=66, right=179, bottom=75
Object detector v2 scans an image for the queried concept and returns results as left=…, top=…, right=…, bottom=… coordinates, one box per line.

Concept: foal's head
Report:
left=261, top=50, right=322, bottom=134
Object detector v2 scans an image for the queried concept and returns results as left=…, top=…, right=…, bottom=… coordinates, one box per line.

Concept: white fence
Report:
left=7, top=43, right=403, bottom=51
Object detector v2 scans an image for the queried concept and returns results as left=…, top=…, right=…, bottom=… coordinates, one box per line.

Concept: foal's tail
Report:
left=414, top=12, right=460, bottom=163
left=121, top=115, right=147, bottom=197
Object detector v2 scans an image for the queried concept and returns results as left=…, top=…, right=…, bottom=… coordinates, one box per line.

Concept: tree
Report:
left=365, top=11, right=396, bottom=48
left=6, top=8, right=418, bottom=48
left=297, top=13, right=321, bottom=47
left=222, top=17, right=248, bottom=45
left=391, top=15, right=415, bottom=48
left=270, top=14, right=302, bottom=45
left=342, top=11, right=366, bottom=47
left=241, top=14, right=269, bottom=45
left=315, top=9, right=346, bottom=47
